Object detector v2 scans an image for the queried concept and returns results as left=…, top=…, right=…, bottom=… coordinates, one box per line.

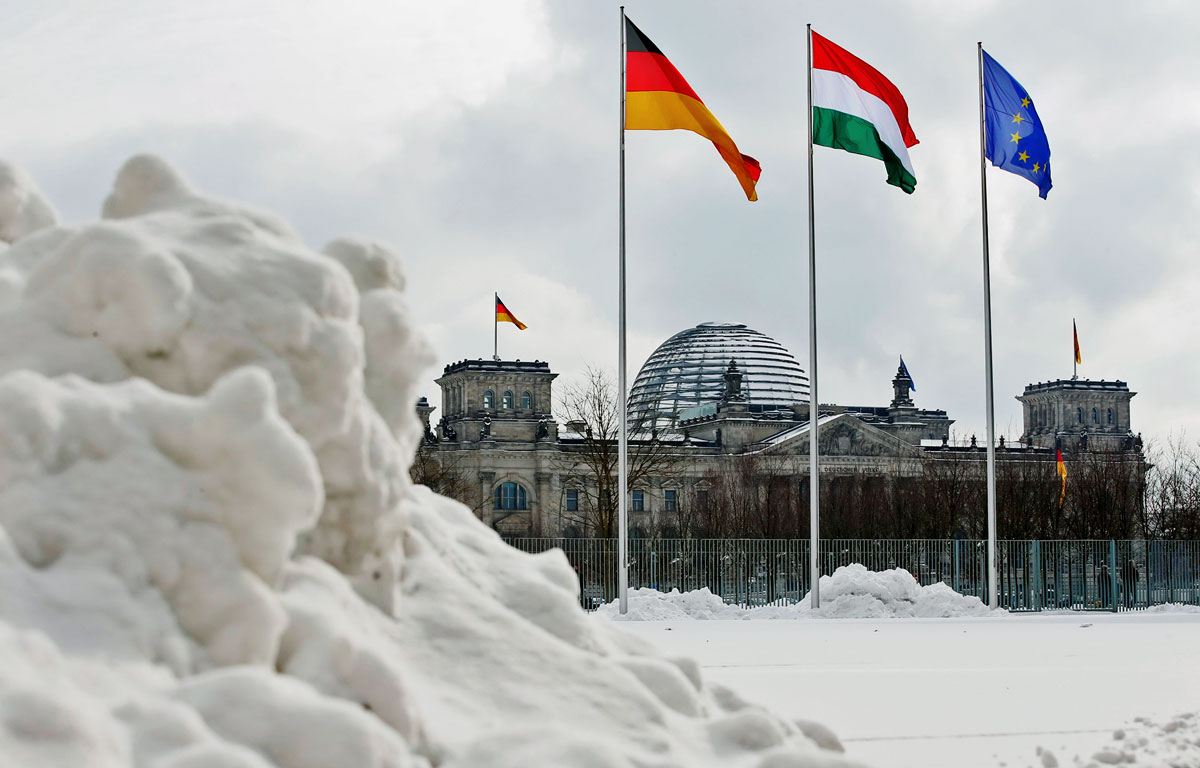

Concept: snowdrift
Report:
left=0, top=156, right=862, bottom=767
left=598, top=564, right=1002, bottom=621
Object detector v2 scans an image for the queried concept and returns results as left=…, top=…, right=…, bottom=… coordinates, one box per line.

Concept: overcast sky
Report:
left=3, top=0, right=1199, bottom=445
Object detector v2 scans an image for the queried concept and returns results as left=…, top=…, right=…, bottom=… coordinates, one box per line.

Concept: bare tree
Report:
left=555, top=367, right=682, bottom=537
left=995, top=453, right=1061, bottom=540
left=1062, top=449, right=1146, bottom=539
left=678, top=455, right=792, bottom=538
left=409, top=450, right=487, bottom=516
left=1141, top=436, right=1200, bottom=539
left=918, top=448, right=986, bottom=539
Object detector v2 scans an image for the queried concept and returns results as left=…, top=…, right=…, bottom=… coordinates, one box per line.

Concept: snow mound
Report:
left=1141, top=602, right=1200, bottom=614
left=596, top=587, right=749, bottom=621
left=0, top=160, right=57, bottom=244
left=0, top=156, right=861, bottom=767
left=600, top=564, right=1001, bottom=620
left=801, top=563, right=999, bottom=619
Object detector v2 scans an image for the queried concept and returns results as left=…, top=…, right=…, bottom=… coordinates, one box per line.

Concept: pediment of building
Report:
left=758, top=413, right=921, bottom=458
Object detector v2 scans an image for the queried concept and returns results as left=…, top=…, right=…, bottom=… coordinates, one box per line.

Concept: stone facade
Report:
left=416, top=356, right=1144, bottom=536
left=1017, top=379, right=1139, bottom=453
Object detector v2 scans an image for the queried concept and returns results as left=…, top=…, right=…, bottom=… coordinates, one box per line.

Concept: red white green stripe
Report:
left=811, top=31, right=918, bottom=193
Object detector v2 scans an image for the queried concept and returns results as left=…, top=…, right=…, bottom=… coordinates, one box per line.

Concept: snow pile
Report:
left=0, top=161, right=57, bottom=245
left=798, top=563, right=998, bottom=619
left=597, top=587, right=750, bottom=621
left=0, top=156, right=860, bottom=768
left=1068, top=714, right=1200, bottom=767
left=1141, top=602, right=1200, bottom=614
left=600, top=564, right=1001, bottom=620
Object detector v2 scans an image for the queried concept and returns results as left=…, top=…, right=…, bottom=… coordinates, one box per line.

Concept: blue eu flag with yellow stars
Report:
left=899, top=356, right=916, bottom=391
left=983, top=50, right=1052, bottom=199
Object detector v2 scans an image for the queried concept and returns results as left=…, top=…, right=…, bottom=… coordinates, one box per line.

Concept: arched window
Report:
left=483, top=390, right=494, bottom=409
left=494, top=481, right=528, bottom=510
left=521, top=391, right=532, bottom=410
left=502, top=390, right=513, bottom=409
left=1107, top=408, right=1113, bottom=425
left=1077, top=407, right=1084, bottom=423
left=1092, top=407, right=1099, bottom=424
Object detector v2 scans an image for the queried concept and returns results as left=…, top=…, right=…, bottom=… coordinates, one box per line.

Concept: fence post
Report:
left=1108, top=539, right=1118, bottom=613
left=953, top=539, right=960, bottom=594
left=1032, top=541, right=1042, bottom=612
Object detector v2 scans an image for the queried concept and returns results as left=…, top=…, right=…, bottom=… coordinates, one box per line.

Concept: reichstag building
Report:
left=416, top=322, right=1141, bottom=535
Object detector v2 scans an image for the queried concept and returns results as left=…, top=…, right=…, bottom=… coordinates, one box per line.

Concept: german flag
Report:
left=496, top=294, right=526, bottom=330
left=1073, top=319, right=1081, bottom=365
left=1057, top=449, right=1068, bottom=507
left=625, top=16, right=761, bottom=201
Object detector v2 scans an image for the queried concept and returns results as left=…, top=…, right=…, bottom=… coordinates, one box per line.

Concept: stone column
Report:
left=535, top=471, right=552, bottom=535
left=479, top=470, right=495, bottom=528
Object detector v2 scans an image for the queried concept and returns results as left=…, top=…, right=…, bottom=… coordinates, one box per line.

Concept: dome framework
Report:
left=628, top=322, right=809, bottom=433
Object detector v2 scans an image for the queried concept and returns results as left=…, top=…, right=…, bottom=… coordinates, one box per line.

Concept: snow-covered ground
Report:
left=616, top=611, right=1200, bottom=768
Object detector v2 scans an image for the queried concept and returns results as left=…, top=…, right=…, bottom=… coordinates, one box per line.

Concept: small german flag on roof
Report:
left=496, top=294, right=526, bottom=330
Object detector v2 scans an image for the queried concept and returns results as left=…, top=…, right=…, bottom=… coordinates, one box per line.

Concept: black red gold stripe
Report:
left=496, top=296, right=527, bottom=330
left=624, top=17, right=760, bottom=201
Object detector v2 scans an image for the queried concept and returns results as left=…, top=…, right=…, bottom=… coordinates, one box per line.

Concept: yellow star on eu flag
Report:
left=1010, top=131, right=1022, bottom=144
left=1033, top=162, right=1040, bottom=173
left=1021, top=97, right=1031, bottom=108
left=1012, top=113, right=1025, bottom=124
left=1018, top=150, right=1030, bottom=163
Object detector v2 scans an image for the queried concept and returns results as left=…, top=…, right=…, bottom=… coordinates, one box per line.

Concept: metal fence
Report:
left=502, top=538, right=1200, bottom=613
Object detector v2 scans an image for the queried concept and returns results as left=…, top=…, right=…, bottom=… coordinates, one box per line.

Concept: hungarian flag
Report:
left=1073, top=319, right=1081, bottom=365
left=811, top=31, right=918, bottom=193
left=1057, top=449, right=1068, bottom=507
left=496, top=295, right=526, bottom=330
left=625, top=17, right=761, bottom=201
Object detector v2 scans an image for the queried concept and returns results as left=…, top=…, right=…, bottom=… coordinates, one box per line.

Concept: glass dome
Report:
left=628, top=322, right=809, bottom=433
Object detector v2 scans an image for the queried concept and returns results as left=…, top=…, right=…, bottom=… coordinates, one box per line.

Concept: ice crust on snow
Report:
left=0, top=156, right=862, bottom=768
left=598, top=564, right=1003, bottom=621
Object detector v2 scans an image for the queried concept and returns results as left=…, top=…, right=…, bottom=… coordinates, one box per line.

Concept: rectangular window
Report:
left=632, top=490, right=645, bottom=512
left=664, top=489, right=677, bottom=512
left=566, top=488, right=578, bottom=512
left=697, top=490, right=709, bottom=509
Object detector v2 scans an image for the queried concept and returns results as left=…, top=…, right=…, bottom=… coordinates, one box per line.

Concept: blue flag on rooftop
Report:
left=900, top=356, right=915, bottom=391
left=983, top=49, right=1052, bottom=199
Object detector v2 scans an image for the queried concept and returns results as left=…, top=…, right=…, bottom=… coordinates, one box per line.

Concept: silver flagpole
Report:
left=494, top=292, right=499, bottom=361
left=617, top=6, right=629, bottom=614
left=977, top=42, right=998, bottom=609
left=806, top=23, right=820, bottom=608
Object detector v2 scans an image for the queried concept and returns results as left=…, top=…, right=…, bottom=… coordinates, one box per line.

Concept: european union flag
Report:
left=899, top=356, right=915, bottom=391
left=983, top=50, right=1052, bottom=199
